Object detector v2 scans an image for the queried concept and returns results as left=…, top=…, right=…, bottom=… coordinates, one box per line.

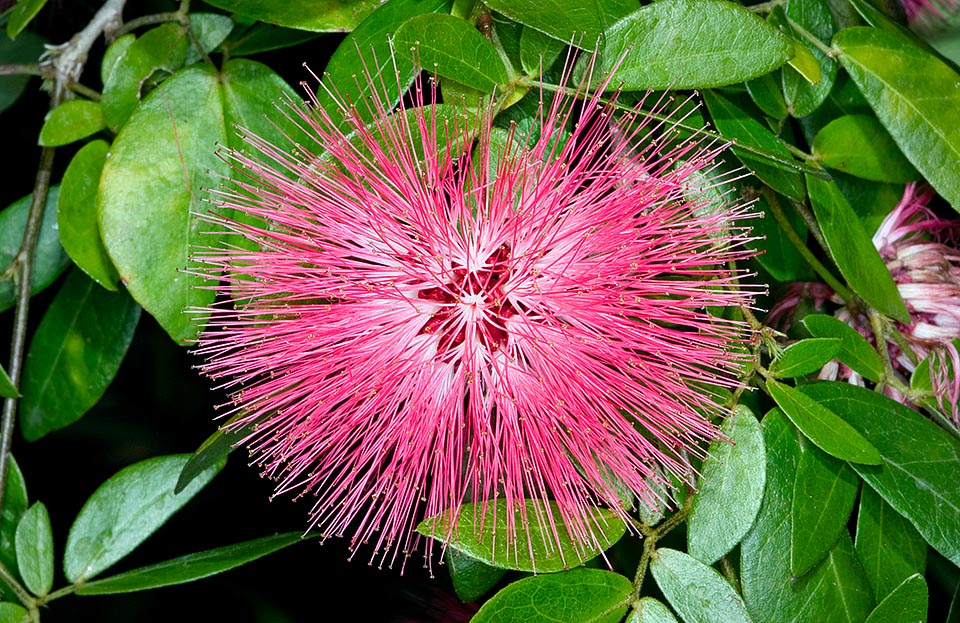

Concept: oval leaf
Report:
left=863, top=574, right=927, bottom=623
left=627, top=598, right=679, bottom=623
left=801, top=314, right=884, bottom=383
left=806, top=174, right=910, bottom=322
left=38, top=99, right=105, bottom=147
left=484, top=0, right=636, bottom=48
left=471, top=568, right=632, bottom=623
left=76, top=532, right=301, bottom=595
left=855, top=487, right=927, bottom=603
left=0, top=603, right=28, bottom=623
left=394, top=14, right=509, bottom=92
left=812, top=115, right=919, bottom=183
left=834, top=27, right=960, bottom=211
left=64, top=454, right=223, bottom=583
left=801, top=382, right=960, bottom=568
left=687, top=405, right=766, bottom=564
left=0, top=457, right=28, bottom=582
left=418, top=499, right=626, bottom=573
left=19, top=269, right=141, bottom=441
left=0, top=31, right=46, bottom=115
left=14, top=502, right=53, bottom=597
left=520, top=26, right=566, bottom=76
left=99, top=65, right=229, bottom=344
left=201, top=0, right=383, bottom=31
left=767, top=378, right=881, bottom=464
left=0, top=187, right=69, bottom=313
left=445, top=549, right=507, bottom=603
left=783, top=0, right=838, bottom=117
left=791, top=439, right=859, bottom=577
left=770, top=337, right=842, bottom=378
left=596, top=0, right=793, bottom=89
left=0, top=365, right=17, bottom=399
left=652, top=548, right=752, bottom=623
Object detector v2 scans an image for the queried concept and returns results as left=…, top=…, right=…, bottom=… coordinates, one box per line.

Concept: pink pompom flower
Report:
left=193, top=51, right=759, bottom=569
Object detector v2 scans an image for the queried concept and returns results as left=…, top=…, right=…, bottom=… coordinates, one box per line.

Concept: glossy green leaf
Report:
left=221, top=58, right=309, bottom=152
left=746, top=72, right=788, bottom=121
left=806, top=175, right=910, bottom=322
left=741, top=410, right=875, bottom=623
left=785, top=39, right=821, bottom=85
left=76, top=532, right=301, bottom=595
left=226, top=23, right=321, bottom=56
left=101, top=23, right=189, bottom=131
left=445, top=549, right=507, bottom=603
left=801, top=315, right=884, bottom=383
left=749, top=193, right=808, bottom=282
left=703, top=91, right=806, bottom=200
left=834, top=27, right=960, bottom=211
left=783, top=0, right=838, bottom=117
left=58, top=140, right=119, bottom=290
left=185, top=13, right=234, bottom=64
left=471, top=568, right=632, bottom=623
left=519, top=26, right=566, bottom=76
left=484, top=0, right=635, bottom=48
left=315, top=0, right=452, bottom=128
left=830, top=170, right=903, bottom=234
left=770, top=338, right=842, bottom=378
left=19, top=269, right=141, bottom=441
left=863, top=574, right=927, bottom=623
left=0, top=187, right=69, bottom=313
left=596, top=0, right=793, bottom=89
left=5, top=0, right=47, bottom=38
left=64, top=454, right=223, bottom=583
left=100, top=33, right=135, bottom=87
left=652, top=548, right=752, bottom=623
left=791, top=438, right=859, bottom=577
left=417, top=499, right=626, bottom=573
left=0, top=365, right=17, bottom=399
left=176, top=411, right=258, bottom=494
left=812, top=115, right=919, bottom=183
left=0, top=457, right=28, bottom=581
left=687, top=406, right=766, bottom=565
left=801, top=382, right=960, bottom=568
left=767, top=378, right=881, bottom=464
left=14, top=502, right=53, bottom=597
left=38, top=99, right=105, bottom=147
left=855, top=487, right=927, bottom=603
left=0, top=31, right=45, bottom=114
left=201, top=0, right=383, bottom=31
left=627, top=598, right=679, bottom=623
left=394, top=14, right=509, bottom=92
left=99, top=65, right=229, bottom=344
left=0, top=603, right=28, bottom=623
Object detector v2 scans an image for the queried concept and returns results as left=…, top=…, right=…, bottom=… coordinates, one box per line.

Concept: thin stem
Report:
left=113, top=11, right=180, bottom=38
left=785, top=15, right=837, bottom=57
left=763, top=188, right=854, bottom=302
left=630, top=490, right=695, bottom=602
left=0, top=560, right=37, bottom=609
left=0, top=63, right=44, bottom=76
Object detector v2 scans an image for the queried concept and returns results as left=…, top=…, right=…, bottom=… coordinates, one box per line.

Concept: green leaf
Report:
left=627, top=598, right=679, bottom=623
left=76, top=532, right=301, bottom=595
left=855, top=487, right=927, bottom=603
left=791, top=439, right=859, bottom=577
left=806, top=174, right=910, bottom=322
left=5, top=0, right=47, bottom=38
left=225, top=24, right=321, bottom=56
left=766, top=378, right=881, bottom=464
left=0, top=187, right=69, bottom=314
left=394, top=14, right=509, bottom=92
left=0, top=365, right=17, bottom=399
left=749, top=193, right=809, bottom=282
left=745, top=72, right=788, bottom=121
left=785, top=39, right=821, bottom=86
left=315, top=0, right=452, bottom=128
left=783, top=0, right=838, bottom=117
left=185, top=13, right=235, bottom=65
left=652, top=548, right=752, bottom=623
left=800, top=382, right=960, bottom=568
left=834, top=27, right=960, bottom=211
left=687, top=406, right=766, bottom=565
left=471, top=568, right=632, bottom=623
left=595, top=0, right=793, bottom=90
left=812, top=115, right=919, bottom=183
left=770, top=338, right=842, bottom=378
left=14, top=502, right=53, bottom=597
left=101, top=23, right=189, bottom=131
left=519, top=26, right=566, bottom=76
left=801, top=315, right=884, bottom=383
left=0, top=31, right=46, bottom=115
left=58, top=140, right=119, bottom=290
left=702, top=90, right=806, bottom=200
left=863, top=574, right=927, bottom=623
left=176, top=411, right=256, bottom=494
left=483, top=0, right=636, bottom=48
left=417, top=499, right=626, bottom=573
left=19, top=269, right=141, bottom=441
left=0, top=457, right=28, bottom=581
left=201, top=0, right=384, bottom=31
left=100, top=34, right=135, bottom=87
left=99, top=65, right=229, bottom=344
left=63, top=454, right=223, bottom=583
left=0, top=603, right=28, bottom=623
left=445, top=549, right=506, bottom=603
left=741, top=410, right=875, bottom=623
left=38, top=99, right=106, bottom=147
left=220, top=58, right=309, bottom=152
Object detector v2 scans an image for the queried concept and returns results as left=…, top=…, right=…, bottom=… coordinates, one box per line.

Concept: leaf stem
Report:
left=0, top=560, right=37, bottom=610
left=784, top=15, right=837, bottom=58
left=630, top=489, right=695, bottom=603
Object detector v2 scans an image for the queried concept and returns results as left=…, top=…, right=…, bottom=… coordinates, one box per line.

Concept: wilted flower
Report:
left=194, top=52, right=758, bottom=568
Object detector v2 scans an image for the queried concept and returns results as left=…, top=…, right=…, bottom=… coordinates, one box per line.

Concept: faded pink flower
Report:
left=194, top=54, right=758, bottom=568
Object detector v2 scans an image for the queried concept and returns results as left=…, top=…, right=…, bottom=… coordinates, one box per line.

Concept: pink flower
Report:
left=194, top=53, right=758, bottom=569
left=900, top=0, right=960, bottom=28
